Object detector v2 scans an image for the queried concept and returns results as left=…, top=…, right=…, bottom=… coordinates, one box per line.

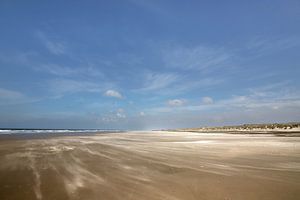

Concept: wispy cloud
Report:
left=136, top=72, right=179, bottom=92
left=128, top=0, right=170, bottom=17
left=0, top=88, right=39, bottom=106
left=169, top=78, right=224, bottom=95
left=146, top=82, right=300, bottom=115
left=161, top=36, right=299, bottom=73
left=0, top=88, right=24, bottom=99
left=134, top=70, right=224, bottom=96
left=104, top=90, right=123, bottom=99
left=48, top=78, right=106, bottom=97
left=0, top=51, right=38, bottom=65
left=210, top=83, right=300, bottom=111
left=36, top=31, right=67, bottom=55
left=162, top=45, right=233, bottom=72
left=36, top=64, right=79, bottom=76
left=246, top=36, right=300, bottom=57
left=34, top=63, right=104, bottom=78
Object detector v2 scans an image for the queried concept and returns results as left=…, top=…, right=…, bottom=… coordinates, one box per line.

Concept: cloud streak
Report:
left=0, top=88, right=24, bottom=99
left=136, top=72, right=179, bottom=92
left=34, top=64, right=104, bottom=78
left=36, top=31, right=67, bottom=55
left=0, top=88, right=41, bottom=106
left=48, top=79, right=106, bottom=97
left=146, top=82, right=300, bottom=115
left=162, top=45, right=233, bottom=72
left=246, top=36, right=300, bottom=57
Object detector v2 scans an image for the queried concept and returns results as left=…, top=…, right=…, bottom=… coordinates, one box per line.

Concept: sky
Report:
left=0, top=0, right=300, bottom=130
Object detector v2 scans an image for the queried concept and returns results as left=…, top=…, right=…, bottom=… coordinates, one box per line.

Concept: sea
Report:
left=0, top=129, right=122, bottom=135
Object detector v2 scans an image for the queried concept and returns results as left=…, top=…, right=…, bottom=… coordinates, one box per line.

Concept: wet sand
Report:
left=0, top=131, right=299, bottom=200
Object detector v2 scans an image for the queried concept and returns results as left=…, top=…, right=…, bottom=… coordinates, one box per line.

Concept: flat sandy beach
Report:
left=0, top=131, right=299, bottom=200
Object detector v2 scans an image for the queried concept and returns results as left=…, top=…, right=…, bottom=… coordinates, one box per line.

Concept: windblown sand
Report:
left=0, top=131, right=299, bottom=200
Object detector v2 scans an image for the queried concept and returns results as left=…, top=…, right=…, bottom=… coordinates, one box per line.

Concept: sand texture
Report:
left=0, top=131, right=300, bottom=200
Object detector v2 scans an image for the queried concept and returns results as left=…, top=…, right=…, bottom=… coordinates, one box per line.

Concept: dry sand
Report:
left=0, top=131, right=299, bottom=200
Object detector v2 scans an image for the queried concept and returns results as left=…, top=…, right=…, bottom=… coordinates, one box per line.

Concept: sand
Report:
left=0, top=131, right=299, bottom=200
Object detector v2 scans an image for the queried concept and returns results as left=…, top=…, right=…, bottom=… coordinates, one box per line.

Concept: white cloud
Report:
left=104, top=90, right=123, bottom=99
left=202, top=96, right=214, bottom=104
left=167, top=99, right=184, bottom=106
left=139, top=111, right=145, bottom=116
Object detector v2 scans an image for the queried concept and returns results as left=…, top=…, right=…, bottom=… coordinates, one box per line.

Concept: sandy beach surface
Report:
left=0, top=131, right=299, bottom=200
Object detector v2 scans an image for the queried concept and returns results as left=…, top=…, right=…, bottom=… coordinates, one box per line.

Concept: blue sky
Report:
left=0, top=0, right=300, bottom=129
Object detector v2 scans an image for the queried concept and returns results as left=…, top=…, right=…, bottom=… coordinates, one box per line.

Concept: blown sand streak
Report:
left=0, top=131, right=300, bottom=200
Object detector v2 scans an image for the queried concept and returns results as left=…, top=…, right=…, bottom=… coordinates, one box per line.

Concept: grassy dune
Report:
left=174, top=122, right=300, bottom=135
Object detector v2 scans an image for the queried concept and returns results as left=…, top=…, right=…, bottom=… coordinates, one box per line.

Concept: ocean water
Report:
left=0, top=129, right=121, bottom=135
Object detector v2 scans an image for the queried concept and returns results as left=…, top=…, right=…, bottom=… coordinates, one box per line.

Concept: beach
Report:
left=0, top=131, right=300, bottom=200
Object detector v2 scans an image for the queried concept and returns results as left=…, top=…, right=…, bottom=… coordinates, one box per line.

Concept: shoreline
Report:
left=1, top=129, right=300, bottom=142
